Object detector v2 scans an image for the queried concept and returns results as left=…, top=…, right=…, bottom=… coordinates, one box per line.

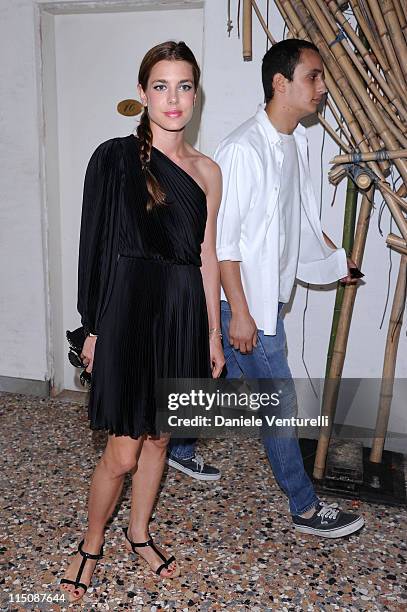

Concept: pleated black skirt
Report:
left=88, top=255, right=211, bottom=439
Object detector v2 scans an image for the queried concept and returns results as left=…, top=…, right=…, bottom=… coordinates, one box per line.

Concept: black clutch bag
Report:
left=66, top=326, right=92, bottom=388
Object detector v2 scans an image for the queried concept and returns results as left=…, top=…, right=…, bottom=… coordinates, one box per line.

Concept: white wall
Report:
left=0, top=0, right=405, bottom=438
left=0, top=0, right=49, bottom=381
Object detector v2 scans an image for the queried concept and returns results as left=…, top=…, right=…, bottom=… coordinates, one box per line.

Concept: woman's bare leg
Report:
left=61, top=434, right=143, bottom=601
left=125, top=435, right=178, bottom=576
left=87, top=434, right=144, bottom=538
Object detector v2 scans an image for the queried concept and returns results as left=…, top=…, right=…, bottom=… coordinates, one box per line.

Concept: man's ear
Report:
left=272, top=73, right=287, bottom=95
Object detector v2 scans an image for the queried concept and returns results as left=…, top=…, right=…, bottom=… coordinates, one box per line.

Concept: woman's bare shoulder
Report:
left=189, top=148, right=221, bottom=180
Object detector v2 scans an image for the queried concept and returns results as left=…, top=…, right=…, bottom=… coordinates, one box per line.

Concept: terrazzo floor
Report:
left=0, top=392, right=406, bottom=611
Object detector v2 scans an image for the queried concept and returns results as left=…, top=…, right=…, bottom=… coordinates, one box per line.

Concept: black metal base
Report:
left=299, top=438, right=407, bottom=507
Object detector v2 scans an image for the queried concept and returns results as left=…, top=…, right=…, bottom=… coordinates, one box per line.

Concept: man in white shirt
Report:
left=215, top=39, right=364, bottom=538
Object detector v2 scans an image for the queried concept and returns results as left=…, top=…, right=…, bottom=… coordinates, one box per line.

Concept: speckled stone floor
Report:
left=1, top=392, right=406, bottom=611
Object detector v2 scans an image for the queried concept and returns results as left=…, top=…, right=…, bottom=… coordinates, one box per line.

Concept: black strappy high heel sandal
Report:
left=122, top=527, right=180, bottom=578
left=60, top=539, right=104, bottom=602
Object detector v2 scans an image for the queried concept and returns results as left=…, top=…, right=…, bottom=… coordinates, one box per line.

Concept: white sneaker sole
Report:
left=294, top=516, right=365, bottom=538
left=167, top=458, right=221, bottom=481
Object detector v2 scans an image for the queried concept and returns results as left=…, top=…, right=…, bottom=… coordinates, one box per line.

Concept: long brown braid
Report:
left=137, top=41, right=201, bottom=210
left=137, top=107, right=166, bottom=209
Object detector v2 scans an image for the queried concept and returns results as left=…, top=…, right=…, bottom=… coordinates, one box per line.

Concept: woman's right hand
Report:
left=81, top=335, right=97, bottom=373
left=210, top=335, right=225, bottom=378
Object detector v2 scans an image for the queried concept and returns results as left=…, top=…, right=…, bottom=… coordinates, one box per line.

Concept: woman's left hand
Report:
left=210, top=336, right=225, bottom=378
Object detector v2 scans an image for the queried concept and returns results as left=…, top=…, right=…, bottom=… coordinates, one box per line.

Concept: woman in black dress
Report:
left=60, top=41, right=224, bottom=603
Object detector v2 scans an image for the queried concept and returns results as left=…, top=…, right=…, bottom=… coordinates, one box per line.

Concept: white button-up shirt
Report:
left=214, top=105, right=348, bottom=335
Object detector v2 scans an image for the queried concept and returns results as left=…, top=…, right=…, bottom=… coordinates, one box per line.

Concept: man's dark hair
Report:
left=262, top=39, right=320, bottom=102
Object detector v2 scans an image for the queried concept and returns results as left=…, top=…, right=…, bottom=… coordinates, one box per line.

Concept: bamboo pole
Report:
left=314, top=188, right=375, bottom=479
left=276, top=0, right=305, bottom=37
left=274, top=0, right=295, bottom=34
left=325, top=179, right=358, bottom=377
left=379, top=179, right=407, bottom=213
left=382, top=0, right=407, bottom=44
left=381, top=109, right=407, bottom=149
left=397, top=184, right=407, bottom=198
left=397, top=0, right=407, bottom=20
left=328, top=165, right=348, bottom=186
left=378, top=185, right=407, bottom=240
left=392, top=0, right=407, bottom=41
left=332, top=150, right=407, bottom=164
left=242, top=0, right=252, bottom=61
left=354, top=170, right=375, bottom=190
left=370, top=254, right=407, bottom=462
left=251, top=0, right=276, bottom=45
left=386, top=234, right=407, bottom=255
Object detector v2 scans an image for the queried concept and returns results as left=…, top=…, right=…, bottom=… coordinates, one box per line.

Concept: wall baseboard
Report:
left=0, top=376, right=50, bottom=397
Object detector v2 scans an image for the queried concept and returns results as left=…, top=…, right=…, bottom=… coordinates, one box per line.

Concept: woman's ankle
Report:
left=127, top=525, right=149, bottom=542
left=82, top=531, right=105, bottom=551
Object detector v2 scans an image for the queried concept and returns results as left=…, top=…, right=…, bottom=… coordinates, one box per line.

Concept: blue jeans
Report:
left=220, top=300, right=318, bottom=516
left=168, top=437, right=196, bottom=460
left=169, top=301, right=318, bottom=515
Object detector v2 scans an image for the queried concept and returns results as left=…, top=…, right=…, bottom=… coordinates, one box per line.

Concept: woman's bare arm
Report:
left=200, top=158, right=225, bottom=378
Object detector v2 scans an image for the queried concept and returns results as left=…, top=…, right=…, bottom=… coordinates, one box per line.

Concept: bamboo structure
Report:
left=268, top=0, right=407, bottom=477
left=232, top=1, right=407, bottom=476
left=314, top=189, right=375, bottom=478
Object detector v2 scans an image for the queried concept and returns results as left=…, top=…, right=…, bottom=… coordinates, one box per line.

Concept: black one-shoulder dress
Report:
left=77, top=135, right=211, bottom=438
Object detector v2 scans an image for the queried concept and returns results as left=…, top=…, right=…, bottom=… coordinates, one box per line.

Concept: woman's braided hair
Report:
left=137, top=41, right=201, bottom=210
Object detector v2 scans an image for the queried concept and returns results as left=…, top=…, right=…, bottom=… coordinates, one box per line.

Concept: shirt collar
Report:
left=254, top=103, right=307, bottom=145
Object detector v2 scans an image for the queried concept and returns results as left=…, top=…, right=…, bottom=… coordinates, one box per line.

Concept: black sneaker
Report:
left=292, top=501, right=364, bottom=538
left=167, top=453, right=221, bottom=481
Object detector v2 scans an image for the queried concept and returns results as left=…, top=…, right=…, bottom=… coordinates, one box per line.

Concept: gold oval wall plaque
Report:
left=117, top=99, right=143, bottom=116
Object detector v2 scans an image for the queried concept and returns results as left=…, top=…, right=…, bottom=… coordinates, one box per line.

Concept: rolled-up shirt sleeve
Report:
left=214, top=143, right=257, bottom=262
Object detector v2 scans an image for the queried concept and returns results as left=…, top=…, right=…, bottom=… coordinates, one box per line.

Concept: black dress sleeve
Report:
left=77, top=138, right=124, bottom=335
